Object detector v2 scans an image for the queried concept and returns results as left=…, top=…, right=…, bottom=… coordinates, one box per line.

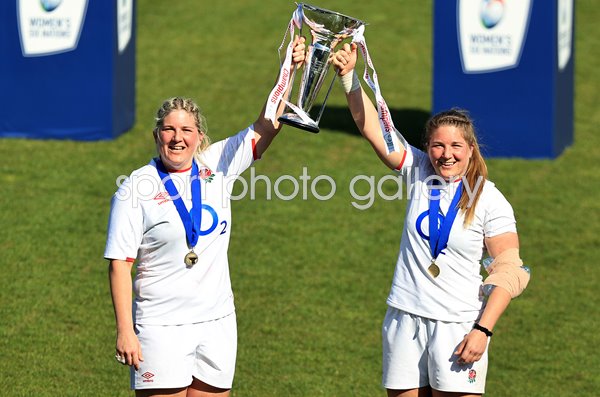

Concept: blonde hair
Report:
left=152, top=97, right=211, bottom=153
left=424, top=109, right=487, bottom=227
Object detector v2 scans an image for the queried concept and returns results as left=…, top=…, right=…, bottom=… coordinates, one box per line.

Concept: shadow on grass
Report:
left=316, top=105, right=430, bottom=149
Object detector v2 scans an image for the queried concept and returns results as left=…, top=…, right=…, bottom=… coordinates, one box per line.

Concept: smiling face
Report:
left=427, top=125, right=474, bottom=180
left=155, top=109, right=204, bottom=171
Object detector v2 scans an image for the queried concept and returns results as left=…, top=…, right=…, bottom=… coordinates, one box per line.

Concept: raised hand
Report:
left=333, top=42, right=358, bottom=76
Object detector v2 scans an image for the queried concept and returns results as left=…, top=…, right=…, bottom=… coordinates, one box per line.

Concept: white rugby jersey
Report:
left=105, top=126, right=257, bottom=325
left=386, top=144, right=517, bottom=322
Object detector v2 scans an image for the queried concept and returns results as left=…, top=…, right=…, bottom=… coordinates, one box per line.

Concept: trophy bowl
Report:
left=278, top=3, right=364, bottom=133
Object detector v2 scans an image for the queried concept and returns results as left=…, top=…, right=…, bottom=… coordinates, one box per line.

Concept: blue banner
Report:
left=0, top=0, right=135, bottom=141
left=432, top=0, right=574, bottom=158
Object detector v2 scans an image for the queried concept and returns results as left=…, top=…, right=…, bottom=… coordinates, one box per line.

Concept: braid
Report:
left=153, top=97, right=211, bottom=152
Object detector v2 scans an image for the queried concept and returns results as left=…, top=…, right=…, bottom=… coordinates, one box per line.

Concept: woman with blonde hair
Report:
left=105, top=37, right=305, bottom=397
left=333, top=43, right=530, bottom=397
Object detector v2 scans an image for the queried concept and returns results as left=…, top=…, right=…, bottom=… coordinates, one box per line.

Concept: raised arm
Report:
left=333, top=43, right=406, bottom=170
left=253, top=35, right=306, bottom=158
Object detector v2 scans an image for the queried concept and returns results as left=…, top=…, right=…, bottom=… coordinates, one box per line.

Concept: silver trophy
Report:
left=279, top=3, right=364, bottom=133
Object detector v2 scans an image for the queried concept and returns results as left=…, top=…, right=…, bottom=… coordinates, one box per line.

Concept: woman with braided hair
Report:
left=105, top=37, right=305, bottom=397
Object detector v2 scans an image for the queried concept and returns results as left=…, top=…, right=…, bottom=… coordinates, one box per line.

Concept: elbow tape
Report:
left=483, top=248, right=530, bottom=298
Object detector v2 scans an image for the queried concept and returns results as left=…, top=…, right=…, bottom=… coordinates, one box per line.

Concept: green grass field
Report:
left=1, top=1, right=599, bottom=396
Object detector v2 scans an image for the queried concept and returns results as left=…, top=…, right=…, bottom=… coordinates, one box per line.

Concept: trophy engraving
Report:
left=279, top=3, right=364, bottom=133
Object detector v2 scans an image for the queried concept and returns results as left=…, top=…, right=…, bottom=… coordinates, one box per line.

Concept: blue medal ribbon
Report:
left=428, top=180, right=463, bottom=259
left=155, top=159, right=202, bottom=249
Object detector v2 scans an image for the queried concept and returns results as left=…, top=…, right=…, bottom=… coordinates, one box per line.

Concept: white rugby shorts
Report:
left=131, top=313, right=237, bottom=390
left=382, top=307, right=489, bottom=394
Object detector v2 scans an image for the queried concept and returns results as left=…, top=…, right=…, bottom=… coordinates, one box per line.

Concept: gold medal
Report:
left=184, top=250, right=198, bottom=267
left=428, top=260, right=440, bottom=278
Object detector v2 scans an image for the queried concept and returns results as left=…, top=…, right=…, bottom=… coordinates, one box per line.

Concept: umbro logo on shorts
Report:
left=141, top=371, right=155, bottom=383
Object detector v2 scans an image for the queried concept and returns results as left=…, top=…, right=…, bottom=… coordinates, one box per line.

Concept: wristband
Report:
left=473, top=323, right=493, bottom=337
left=339, top=70, right=360, bottom=94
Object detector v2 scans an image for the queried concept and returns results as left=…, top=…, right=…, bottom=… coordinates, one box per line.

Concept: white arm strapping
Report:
left=339, top=70, right=361, bottom=94
left=483, top=248, right=530, bottom=298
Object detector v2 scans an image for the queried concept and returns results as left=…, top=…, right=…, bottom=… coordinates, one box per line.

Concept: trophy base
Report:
left=278, top=113, right=320, bottom=133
